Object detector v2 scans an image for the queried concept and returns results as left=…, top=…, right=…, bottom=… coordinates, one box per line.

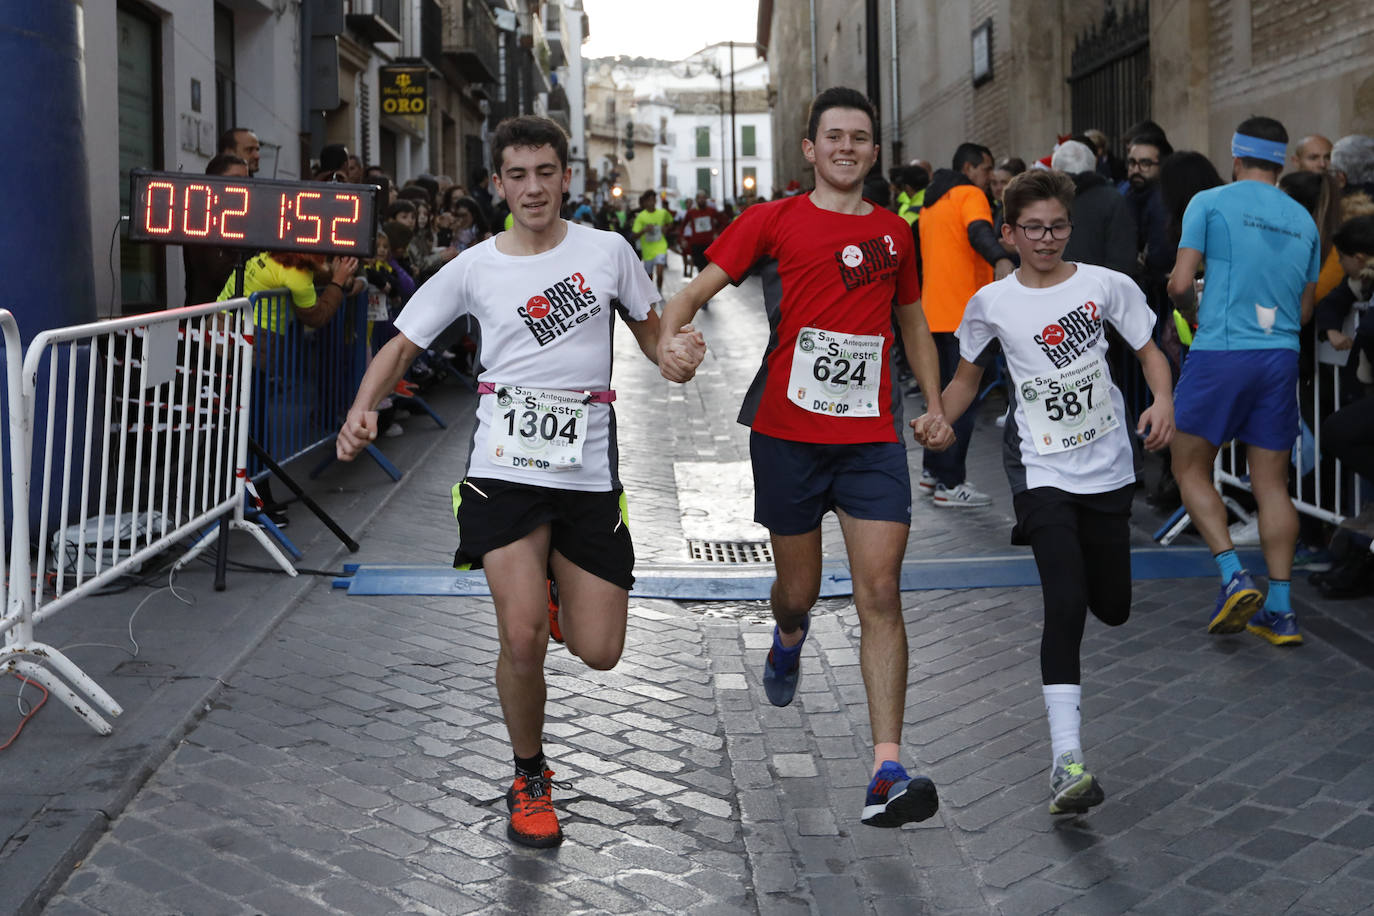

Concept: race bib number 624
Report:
left=786, top=327, right=884, bottom=417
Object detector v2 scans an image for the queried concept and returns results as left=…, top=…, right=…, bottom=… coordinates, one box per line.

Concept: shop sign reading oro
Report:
left=380, top=65, right=428, bottom=116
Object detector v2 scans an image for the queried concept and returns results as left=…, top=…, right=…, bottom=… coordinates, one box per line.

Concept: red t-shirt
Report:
left=707, top=194, right=921, bottom=444
left=681, top=206, right=722, bottom=247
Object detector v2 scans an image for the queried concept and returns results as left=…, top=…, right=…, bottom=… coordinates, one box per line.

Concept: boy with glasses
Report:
left=912, top=169, right=1175, bottom=814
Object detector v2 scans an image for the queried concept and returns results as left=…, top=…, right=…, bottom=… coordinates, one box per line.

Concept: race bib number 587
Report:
left=786, top=327, right=884, bottom=417
left=1018, top=356, right=1118, bottom=455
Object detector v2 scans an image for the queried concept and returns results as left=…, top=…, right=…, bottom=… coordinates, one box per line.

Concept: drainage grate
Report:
left=687, top=539, right=774, bottom=563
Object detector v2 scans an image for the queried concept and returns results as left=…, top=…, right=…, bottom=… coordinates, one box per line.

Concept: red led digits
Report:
left=144, top=181, right=176, bottom=234
left=129, top=171, right=376, bottom=255
left=329, top=193, right=360, bottom=246
left=183, top=183, right=213, bottom=237
left=221, top=187, right=249, bottom=240
left=294, top=191, right=322, bottom=244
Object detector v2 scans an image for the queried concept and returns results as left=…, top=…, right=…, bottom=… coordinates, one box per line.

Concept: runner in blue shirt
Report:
left=1167, top=116, right=1322, bottom=647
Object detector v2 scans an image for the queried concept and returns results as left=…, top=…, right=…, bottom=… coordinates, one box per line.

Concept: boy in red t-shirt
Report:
left=658, top=87, right=955, bottom=828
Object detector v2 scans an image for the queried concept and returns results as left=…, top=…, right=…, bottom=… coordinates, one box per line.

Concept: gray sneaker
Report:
left=1049, top=750, right=1104, bottom=815
left=933, top=482, right=992, bottom=508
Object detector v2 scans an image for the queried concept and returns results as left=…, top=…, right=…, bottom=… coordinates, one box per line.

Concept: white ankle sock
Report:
left=1042, top=684, right=1082, bottom=762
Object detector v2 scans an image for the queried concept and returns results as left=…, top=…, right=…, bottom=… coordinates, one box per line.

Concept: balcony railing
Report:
left=443, top=0, right=500, bottom=84
left=346, top=0, right=402, bottom=43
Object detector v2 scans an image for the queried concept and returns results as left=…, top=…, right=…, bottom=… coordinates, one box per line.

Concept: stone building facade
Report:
left=758, top=0, right=1374, bottom=184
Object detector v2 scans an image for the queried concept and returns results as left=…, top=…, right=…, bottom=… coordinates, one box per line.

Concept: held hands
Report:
left=659, top=323, right=707, bottom=382
left=337, top=408, right=379, bottom=461
left=1136, top=401, right=1175, bottom=452
left=910, top=413, right=955, bottom=452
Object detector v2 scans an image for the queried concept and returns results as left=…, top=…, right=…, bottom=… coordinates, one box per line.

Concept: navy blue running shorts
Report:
left=1173, top=349, right=1298, bottom=451
left=450, top=477, right=635, bottom=590
left=749, top=431, right=912, bottom=535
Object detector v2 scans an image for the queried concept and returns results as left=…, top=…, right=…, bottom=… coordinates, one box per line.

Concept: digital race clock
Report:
left=128, top=169, right=379, bottom=256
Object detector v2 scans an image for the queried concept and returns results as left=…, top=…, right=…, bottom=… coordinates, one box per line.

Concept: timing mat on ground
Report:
left=333, top=548, right=1265, bottom=601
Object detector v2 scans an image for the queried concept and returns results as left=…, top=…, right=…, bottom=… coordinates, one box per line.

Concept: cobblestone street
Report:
left=25, top=265, right=1374, bottom=915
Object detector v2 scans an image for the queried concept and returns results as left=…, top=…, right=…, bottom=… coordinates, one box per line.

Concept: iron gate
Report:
left=1068, top=2, right=1151, bottom=153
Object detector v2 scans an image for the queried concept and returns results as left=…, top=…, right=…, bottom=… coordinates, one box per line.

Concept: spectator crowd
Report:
left=876, top=122, right=1374, bottom=599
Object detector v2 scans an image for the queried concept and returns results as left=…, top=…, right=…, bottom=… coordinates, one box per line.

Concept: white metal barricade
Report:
left=1156, top=331, right=1362, bottom=544
left=2, top=309, right=123, bottom=733
left=4, top=300, right=295, bottom=734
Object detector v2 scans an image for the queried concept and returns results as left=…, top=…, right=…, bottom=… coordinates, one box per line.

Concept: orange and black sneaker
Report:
left=547, top=578, right=564, bottom=644
left=506, top=768, right=563, bottom=848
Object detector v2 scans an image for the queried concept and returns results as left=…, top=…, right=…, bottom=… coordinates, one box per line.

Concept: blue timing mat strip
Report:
left=334, top=548, right=1265, bottom=600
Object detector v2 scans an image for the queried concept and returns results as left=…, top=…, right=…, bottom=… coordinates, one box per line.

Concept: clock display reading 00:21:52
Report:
left=128, top=169, right=379, bottom=257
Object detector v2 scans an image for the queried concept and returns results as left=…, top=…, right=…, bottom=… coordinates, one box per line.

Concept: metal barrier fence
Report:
left=246, top=287, right=404, bottom=482
left=3, top=301, right=295, bottom=734
left=0, top=311, right=115, bottom=732
left=1155, top=330, right=1361, bottom=544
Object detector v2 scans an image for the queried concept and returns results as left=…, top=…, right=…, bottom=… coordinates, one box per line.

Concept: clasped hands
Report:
left=658, top=324, right=708, bottom=382
left=909, top=413, right=956, bottom=452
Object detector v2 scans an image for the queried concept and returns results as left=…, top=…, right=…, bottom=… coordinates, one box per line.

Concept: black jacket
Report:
left=1062, top=172, right=1138, bottom=278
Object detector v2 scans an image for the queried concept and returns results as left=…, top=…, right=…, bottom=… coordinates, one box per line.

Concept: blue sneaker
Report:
left=1208, top=570, right=1263, bottom=634
left=861, top=761, right=939, bottom=827
left=762, top=616, right=809, bottom=707
left=1246, top=608, right=1304, bottom=646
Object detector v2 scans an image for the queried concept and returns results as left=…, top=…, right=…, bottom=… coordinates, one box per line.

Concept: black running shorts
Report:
left=450, top=477, right=635, bottom=590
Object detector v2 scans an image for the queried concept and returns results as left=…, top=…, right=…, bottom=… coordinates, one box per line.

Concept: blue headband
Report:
left=1231, top=132, right=1287, bottom=165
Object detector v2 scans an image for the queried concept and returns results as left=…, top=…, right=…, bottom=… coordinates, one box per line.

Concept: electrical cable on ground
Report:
left=5, top=567, right=196, bottom=750
left=0, top=675, right=49, bottom=751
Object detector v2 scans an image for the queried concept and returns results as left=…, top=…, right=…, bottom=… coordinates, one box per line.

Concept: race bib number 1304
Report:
left=488, top=386, right=589, bottom=471
left=787, top=327, right=884, bottom=417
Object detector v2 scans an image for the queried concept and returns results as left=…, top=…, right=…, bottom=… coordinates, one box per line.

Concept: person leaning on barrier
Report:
left=216, top=251, right=362, bottom=333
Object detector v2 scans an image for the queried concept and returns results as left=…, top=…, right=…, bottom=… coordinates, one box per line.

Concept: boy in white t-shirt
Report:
left=912, top=169, right=1175, bottom=815
left=337, top=116, right=705, bottom=848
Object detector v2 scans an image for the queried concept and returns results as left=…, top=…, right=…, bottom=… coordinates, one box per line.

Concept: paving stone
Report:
left=29, top=281, right=1374, bottom=916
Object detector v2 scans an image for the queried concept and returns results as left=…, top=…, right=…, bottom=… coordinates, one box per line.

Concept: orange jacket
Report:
left=919, top=182, right=995, bottom=333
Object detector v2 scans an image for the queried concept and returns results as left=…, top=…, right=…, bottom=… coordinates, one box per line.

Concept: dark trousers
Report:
left=921, top=332, right=977, bottom=487
left=1324, top=395, right=1374, bottom=482
left=1014, top=486, right=1134, bottom=685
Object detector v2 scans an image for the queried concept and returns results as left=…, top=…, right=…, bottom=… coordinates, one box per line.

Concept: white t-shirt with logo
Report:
left=956, top=263, right=1155, bottom=495
left=394, top=222, right=659, bottom=491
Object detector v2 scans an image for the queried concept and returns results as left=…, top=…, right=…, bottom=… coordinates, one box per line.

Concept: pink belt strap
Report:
left=477, top=382, right=616, bottom=404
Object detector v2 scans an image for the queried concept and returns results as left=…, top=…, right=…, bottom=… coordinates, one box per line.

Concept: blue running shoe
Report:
left=1208, top=570, right=1263, bottom=634
left=762, top=616, right=809, bottom=707
left=861, top=761, right=939, bottom=827
left=1246, top=608, right=1304, bottom=646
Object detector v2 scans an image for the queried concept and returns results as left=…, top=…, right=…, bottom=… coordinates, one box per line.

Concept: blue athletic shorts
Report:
left=1173, top=348, right=1299, bottom=451
left=750, top=431, right=912, bottom=535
